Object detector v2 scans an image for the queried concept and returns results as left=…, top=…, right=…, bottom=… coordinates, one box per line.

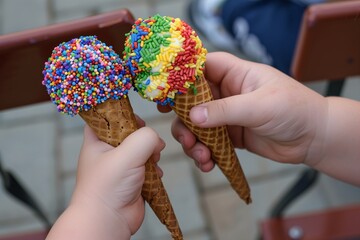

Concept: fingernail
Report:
left=191, top=106, right=208, bottom=124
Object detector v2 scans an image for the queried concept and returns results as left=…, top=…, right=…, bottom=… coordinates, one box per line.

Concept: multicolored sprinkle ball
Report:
left=42, top=36, right=131, bottom=116
left=123, top=15, right=207, bottom=106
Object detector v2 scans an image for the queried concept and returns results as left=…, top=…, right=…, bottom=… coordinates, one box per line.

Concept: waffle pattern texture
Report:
left=172, top=76, right=251, bottom=204
left=79, top=98, right=183, bottom=239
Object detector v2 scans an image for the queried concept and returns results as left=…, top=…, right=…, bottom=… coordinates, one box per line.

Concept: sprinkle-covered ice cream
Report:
left=124, top=15, right=251, bottom=204
left=42, top=36, right=131, bottom=116
left=123, top=14, right=207, bottom=106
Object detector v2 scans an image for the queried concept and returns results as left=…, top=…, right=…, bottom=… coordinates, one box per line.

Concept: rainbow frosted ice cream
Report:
left=124, top=14, right=207, bottom=106
left=124, top=15, right=251, bottom=204
left=43, top=36, right=183, bottom=239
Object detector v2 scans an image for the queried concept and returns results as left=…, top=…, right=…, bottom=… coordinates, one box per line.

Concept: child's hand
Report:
left=160, top=52, right=328, bottom=171
left=72, top=125, right=164, bottom=235
left=47, top=125, right=165, bottom=240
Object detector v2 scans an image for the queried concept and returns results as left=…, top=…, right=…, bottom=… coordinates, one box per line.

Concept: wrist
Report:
left=46, top=196, right=132, bottom=240
left=303, top=96, right=329, bottom=168
left=69, top=191, right=132, bottom=239
left=307, top=97, right=360, bottom=185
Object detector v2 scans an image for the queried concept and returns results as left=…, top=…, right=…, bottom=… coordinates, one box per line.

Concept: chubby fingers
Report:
left=83, top=125, right=165, bottom=176
left=150, top=137, right=165, bottom=177
left=171, top=118, right=215, bottom=172
left=204, top=52, right=253, bottom=95
left=189, top=90, right=268, bottom=128
left=112, top=127, right=165, bottom=169
left=82, top=125, right=113, bottom=153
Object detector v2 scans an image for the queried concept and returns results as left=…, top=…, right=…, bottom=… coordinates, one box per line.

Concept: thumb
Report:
left=189, top=91, right=266, bottom=128
left=82, top=124, right=113, bottom=153
left=111, top=127, right=161, bottom=169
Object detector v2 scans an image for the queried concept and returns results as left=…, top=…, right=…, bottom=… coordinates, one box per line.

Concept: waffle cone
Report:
left=171, top=76, right=252, bottom=204
left=79, top=98, right=183, bottom=239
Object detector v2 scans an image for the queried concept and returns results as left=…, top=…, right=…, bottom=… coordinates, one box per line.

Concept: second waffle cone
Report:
left=79, top=98, right=183, bottom=239
left=171, top=76, right=252, bottom=204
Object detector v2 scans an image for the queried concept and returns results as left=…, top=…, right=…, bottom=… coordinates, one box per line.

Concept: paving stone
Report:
left=146, top=113, right=184, bottom=158
left=196, top=149, right=302, bottom=191
left=183, top=231, right=212, bottom=240
left=52, top=0, right=132, bottom=13
left=128, top=90, right=161, bottom=120
left=59, top=129, right=83, bottom=174
left=141, top=157, right=206, bottom=239
left=158, top=230, right=212, bottom=240
left=53, top=9, right=93, bottom=25
left=0, top=121, right=58, bottom=232
left=152, top=0, right=188, bottom=21
left=0, top=219, right=45, bottom=237
left=58, top=114, right=84, bottom=132
left=304, top=80, right=327, bottom=95
left=318, top=174, right=360, bottom=208
left=203, top=169, right=330, bottom=239
left=132, top=220, right=150, bottom=240
left=2, top=0, right=49, bottom=34
left=251, top=170, right=331, bottom=224
left=203, top=186, right=256, bottom=240
left=0, top=1, right=3, bottom=34
left=61, top=175, right=76, bottom=208
left=99, top=2, right=150, bottom=20
left=0, top=103, right=55, bottom=124
left=343, top=76, right=360, bottom=100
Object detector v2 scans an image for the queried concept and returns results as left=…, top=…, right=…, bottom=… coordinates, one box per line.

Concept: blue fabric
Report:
left=220, top=0, right=308, bottom=74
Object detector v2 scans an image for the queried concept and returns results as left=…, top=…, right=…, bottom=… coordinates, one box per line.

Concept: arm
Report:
left=310, top=97, right=360, bottom=185
left=46, top=198, right=132, bottom=240
left=166, top=52, right=360, bottom=186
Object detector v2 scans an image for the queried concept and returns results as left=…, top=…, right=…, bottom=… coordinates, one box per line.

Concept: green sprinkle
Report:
left=190, top=84, right=198, bottom=95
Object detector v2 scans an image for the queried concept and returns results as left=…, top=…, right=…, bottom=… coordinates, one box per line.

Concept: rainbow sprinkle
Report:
left=42, top=36, right=131, bottom=116
left=123, top=15, right=207, bottom=106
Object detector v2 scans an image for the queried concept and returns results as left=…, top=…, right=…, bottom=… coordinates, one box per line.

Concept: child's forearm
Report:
left=46, top=201, right=131, bottom=240
left=311, top=97, right=360, bottom=186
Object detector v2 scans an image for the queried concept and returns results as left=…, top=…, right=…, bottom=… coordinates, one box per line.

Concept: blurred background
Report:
left=0, top=0, right=360, bottom=239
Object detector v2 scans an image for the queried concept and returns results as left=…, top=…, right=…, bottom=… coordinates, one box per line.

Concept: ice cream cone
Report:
left=171, top=76, right=251, bottom=204
left=43, top=36, right=182, bottom=239
left=78, top=98, right=137, bottom=146
left=79, top=98, right=183, bottom=239
left=124, top=15, right=251, bottom=204
left=142, top=152, right=183, bottom=240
